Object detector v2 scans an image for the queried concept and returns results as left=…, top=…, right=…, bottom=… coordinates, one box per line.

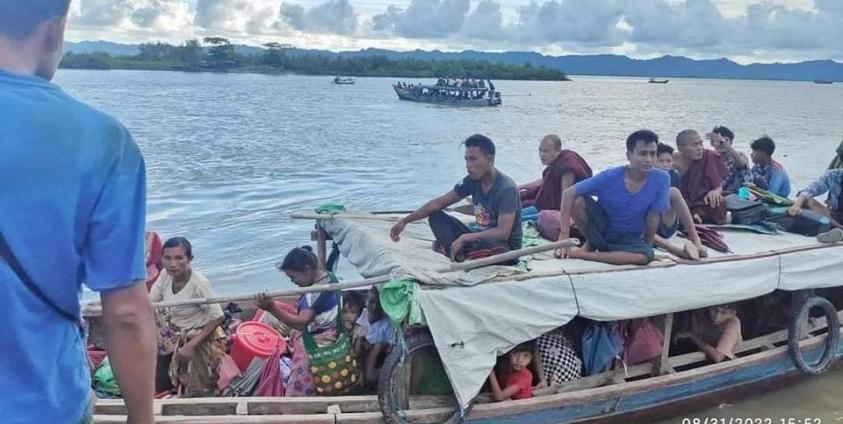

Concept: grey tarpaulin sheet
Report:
left=320, top=213, right=843, bottom=407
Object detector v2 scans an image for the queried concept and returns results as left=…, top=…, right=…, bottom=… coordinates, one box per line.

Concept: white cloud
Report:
left=512, top=0, right=625, bottom=45
left=71, top=0, right=192, bottom=31
left=462, top=0, right=504, bottom=39
left=63, top=0, right=843, bottom=62
left=281, top=0, right=360, bottom=35
left=372, top=0, right=471, bottom=38
left=194, top=0, right=282, bottom=34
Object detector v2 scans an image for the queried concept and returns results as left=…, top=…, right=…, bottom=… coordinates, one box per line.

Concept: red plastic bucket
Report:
left=230, top=321, right=285, bottom=372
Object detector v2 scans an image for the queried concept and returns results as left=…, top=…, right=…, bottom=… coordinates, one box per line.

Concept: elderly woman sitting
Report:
left=150, top=237, right=226, bottom=397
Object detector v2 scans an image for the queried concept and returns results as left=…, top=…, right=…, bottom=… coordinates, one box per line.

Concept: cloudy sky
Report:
left=65, top=0, right=842, bottom=63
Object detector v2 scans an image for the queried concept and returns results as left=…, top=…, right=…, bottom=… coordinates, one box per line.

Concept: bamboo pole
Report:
left=292, top=212, right=405, bottom=222
left=82, top=239, right=579, bottom=316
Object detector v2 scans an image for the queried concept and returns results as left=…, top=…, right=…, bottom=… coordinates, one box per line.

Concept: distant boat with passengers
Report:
left=393, top=78, right=502, bottom=107
left=649, top=77, right=669, bottom=84
left=333, top=75, right=355, bottom=85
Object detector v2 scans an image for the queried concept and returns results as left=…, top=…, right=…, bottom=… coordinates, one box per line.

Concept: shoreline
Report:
left=59, top=64, right=572, bottom=81
left=58, top=65, right=840, bottom=83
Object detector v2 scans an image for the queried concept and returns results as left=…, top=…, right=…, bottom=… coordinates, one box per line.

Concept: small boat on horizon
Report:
left=814, top=80, right=834, bottom=84
left=649, top=77, right=669, bottom=84
left=333, top=75, right=355, bottom=84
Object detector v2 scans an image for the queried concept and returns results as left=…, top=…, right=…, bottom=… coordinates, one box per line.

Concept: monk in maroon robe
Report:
left=674, top=129, right=729, bottom=224
left=519, top=134, right=592, bottom=210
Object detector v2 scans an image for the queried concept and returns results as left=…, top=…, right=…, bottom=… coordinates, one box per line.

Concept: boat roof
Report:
left=319, top=209, right=843, bottom=407
left=403, top=84, right=491, bottom=91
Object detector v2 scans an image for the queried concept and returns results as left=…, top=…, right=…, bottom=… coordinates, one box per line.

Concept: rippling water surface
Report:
left=56, top=70, right=843, bottom=294
left=56, top=69, right=843, bottom=420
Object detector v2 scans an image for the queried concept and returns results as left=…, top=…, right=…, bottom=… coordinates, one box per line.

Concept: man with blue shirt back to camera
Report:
left=0, top=1, right=156, bottom=423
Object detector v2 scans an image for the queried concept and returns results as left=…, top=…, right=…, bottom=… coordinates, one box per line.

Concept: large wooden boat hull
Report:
left=468, top=337, right=839, bottom=424
left=393, top=86, right=501, bottom=107
left=93, top=329, right=842, bottom=423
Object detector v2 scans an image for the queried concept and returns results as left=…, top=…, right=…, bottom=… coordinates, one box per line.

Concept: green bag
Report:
left=93, top=358, right=121, bottom=397
left=302, top=275, right=361, bottom=395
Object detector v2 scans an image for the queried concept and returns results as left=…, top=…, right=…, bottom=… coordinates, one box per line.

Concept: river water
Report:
left=55, top=70, right=843, bottom=420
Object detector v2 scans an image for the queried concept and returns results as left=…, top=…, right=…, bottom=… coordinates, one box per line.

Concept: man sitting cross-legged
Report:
left=554, top=130, right=671, bottom=266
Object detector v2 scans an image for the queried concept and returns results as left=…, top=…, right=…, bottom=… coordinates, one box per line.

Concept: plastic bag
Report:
left=93, top=358, right=121, bottom=397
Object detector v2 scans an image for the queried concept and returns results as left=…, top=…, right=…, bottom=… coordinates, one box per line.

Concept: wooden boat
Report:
left=814, top=80, right=834, bottom=84
left=649, top=78, right=669, bottom=84
left=393, top=83, right=501, bottom=107
left=334, top=76, right=355, bottom=85
left=85, top=211, right=843, bottom=423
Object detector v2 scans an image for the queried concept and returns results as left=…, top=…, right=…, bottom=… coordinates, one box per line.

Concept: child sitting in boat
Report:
left=487, top=343, right=536, bottom=401
left=654, top=143, right=707, bottom=260
left=676, top=304, right=742, bottom=363
left=363, top=286, right=395, bottom=389
left=341, top=290, right=368, bottom=357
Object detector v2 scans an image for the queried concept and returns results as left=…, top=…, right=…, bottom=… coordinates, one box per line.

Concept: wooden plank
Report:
left=246, top=397, right=380, bottom=415
left=316, top=226, right=327, bottom=270
left=660, top=313, right=674, bottom=375
left=95, top=414, right=336, bottom=423
left=162, top=401, right=238, bottom=416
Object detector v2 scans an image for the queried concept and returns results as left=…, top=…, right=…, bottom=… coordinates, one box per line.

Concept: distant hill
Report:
left=64, top=41, right=843, bottom=82
left=65, top=41, right=139, bottom=56
left=65, top=40, right=264, bottom=57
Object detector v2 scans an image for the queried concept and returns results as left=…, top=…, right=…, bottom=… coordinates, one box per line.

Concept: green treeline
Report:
left=60, top=38, right=569, bottom=81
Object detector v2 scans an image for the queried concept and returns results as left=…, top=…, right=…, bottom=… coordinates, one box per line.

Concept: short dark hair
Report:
left=712, top=126, right=734, bottom=141
left=657, top=143, right=674, bottom=156
left=342, top=290, right=365, bottom=312
left=464, top=134, right=495, bottom=157
left=163, top=237, right=194, bottom=261
left=279, top=245, right=317, bottom=273
left=626, top=130, right=659, bottom=153
left=511, top=342, right=534, bottom=355
left=0, top=0, right=71, bottom=40
left=750, top=136, right=776, bottom=156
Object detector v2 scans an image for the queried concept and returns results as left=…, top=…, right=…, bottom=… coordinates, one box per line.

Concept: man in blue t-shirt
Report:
left=0, top=3, right=156, bottom=423
left=555, top=130, right=671, bottom=265
left=390, top=134, right=521, bottom=263
left=749, top=135, right=791, bottom=198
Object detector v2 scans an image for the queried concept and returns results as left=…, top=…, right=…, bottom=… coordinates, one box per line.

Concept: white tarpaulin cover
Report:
left=321, top=213, right=843, bottom=407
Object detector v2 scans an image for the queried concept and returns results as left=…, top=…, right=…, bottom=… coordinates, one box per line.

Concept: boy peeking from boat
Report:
left=554, top=130, right=671, bottom=265
left=390, top=134, right=522, bottom=263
